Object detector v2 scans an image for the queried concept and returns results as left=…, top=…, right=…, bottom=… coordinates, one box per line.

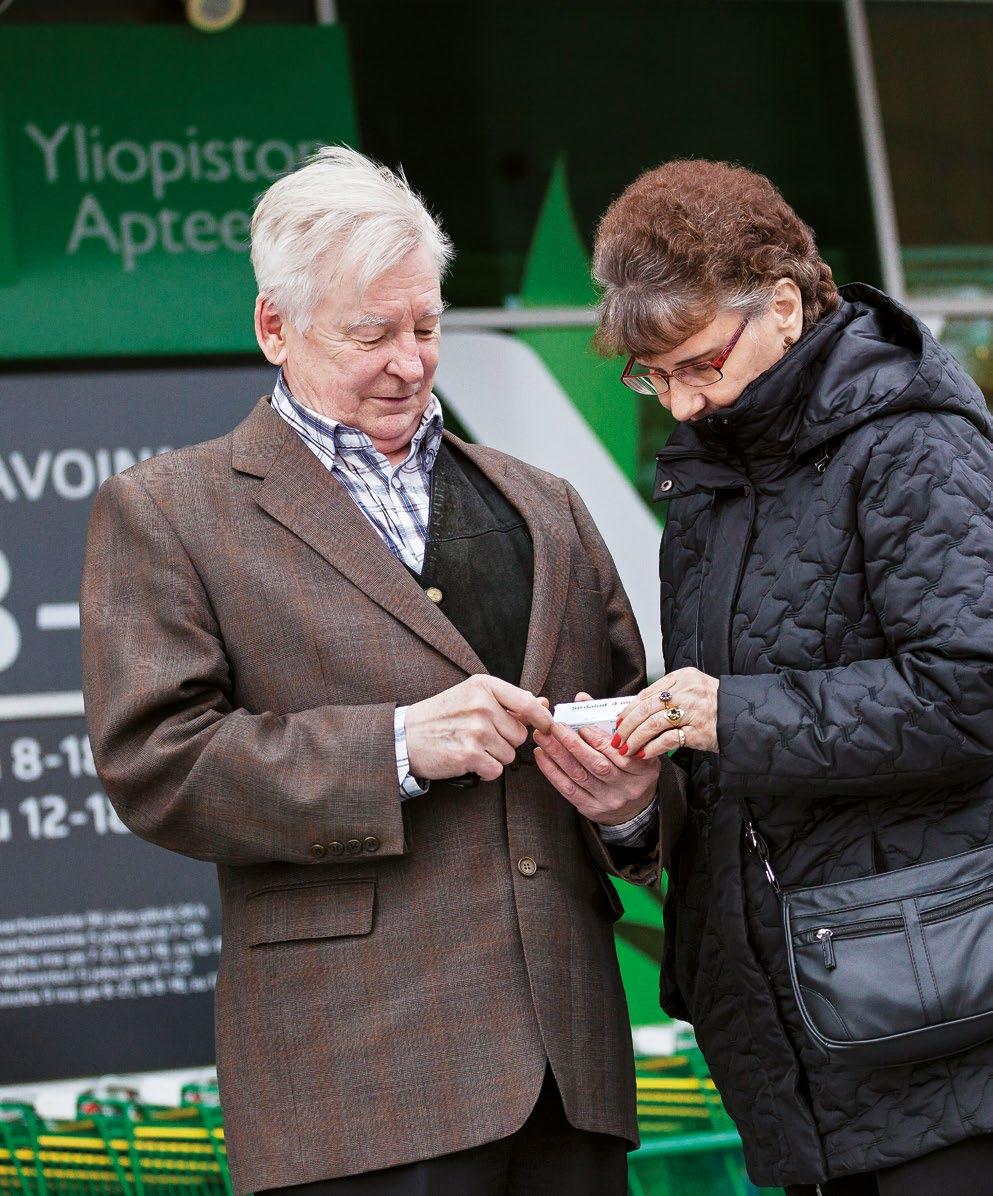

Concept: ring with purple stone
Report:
left=659, top=690, right=673, bottom=710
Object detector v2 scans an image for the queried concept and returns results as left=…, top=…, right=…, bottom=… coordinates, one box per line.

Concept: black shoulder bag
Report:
left=743, top=808, right=993, bottom=1067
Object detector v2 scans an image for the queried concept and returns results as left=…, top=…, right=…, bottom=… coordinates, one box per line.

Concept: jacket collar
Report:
left=653, top=295, right=855, bottom=500
left=654, top=280, right=992, bottom=504
left=691, top=297, right=852, bottom=461
left=231, top=397, right=569, bottom=694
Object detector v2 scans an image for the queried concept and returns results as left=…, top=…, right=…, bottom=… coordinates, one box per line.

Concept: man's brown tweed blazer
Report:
left=80, top=397, right=684, bottom=1194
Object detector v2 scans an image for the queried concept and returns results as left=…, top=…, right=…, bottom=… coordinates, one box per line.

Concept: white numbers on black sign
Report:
left=0, top=551, right=20, bottom=672
left=16, top=794, right=128, bottom=840
left=61, top=734, right=97, bottom=777
left=85, top=793, right=129, bottom=835
left=11, top=737, right=44, bottom=781
left=19, top=795, right=70, bottom=839
left=9, top=735, right=97, bottom=781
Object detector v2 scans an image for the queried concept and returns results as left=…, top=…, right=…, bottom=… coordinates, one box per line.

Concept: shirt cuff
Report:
left=597, top=795, right=658, bottom=846
left=394, top=705, right=430, bottom=800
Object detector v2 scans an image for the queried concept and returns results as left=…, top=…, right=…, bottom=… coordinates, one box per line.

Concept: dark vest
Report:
left=407, top=440, right=534, bottom=684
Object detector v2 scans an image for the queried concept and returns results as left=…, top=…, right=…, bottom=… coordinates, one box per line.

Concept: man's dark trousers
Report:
left=260, top=1066, right=627, bottom=1195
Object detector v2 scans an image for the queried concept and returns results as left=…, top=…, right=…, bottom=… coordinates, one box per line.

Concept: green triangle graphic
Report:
left=519, top=156, right=597, bottom=307
left=516, top=157, right=639, bottom=482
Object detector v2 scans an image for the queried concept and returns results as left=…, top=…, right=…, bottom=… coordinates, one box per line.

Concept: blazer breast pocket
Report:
left=245, top=879, right=376, bottom=946
left=570, top=562, right=602, bottom=593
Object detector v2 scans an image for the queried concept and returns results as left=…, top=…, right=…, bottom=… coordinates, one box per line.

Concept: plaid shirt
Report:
left=270, top=371, right=654, bottom=841
left=270, top=370, right=442, bottom=573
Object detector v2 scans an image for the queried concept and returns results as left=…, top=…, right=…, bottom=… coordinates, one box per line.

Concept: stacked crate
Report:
left=630, top=1049, right=783, bottom=1196
left=0, top=1087, right=229, bottom=1196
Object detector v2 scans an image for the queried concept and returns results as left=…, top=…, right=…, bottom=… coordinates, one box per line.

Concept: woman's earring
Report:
left=783, top=336, right=795, bottom=349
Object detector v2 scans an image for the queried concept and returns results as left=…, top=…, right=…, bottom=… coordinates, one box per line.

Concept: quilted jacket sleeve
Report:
left=718, top=412, right=993, bottom=798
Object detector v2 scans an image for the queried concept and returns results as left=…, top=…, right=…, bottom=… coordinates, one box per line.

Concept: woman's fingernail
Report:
left=619, top=743, right=629, bottom=756
left=611, top=733, right=622, bottom=749
left=637, top=749, right=646, bottom=759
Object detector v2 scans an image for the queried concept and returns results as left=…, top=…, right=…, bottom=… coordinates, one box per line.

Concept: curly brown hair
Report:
left=592, top=159, right=838, bottom=358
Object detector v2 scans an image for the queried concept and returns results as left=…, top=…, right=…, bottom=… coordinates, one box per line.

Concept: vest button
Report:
left=425, top=586, right=444, bottom=604
left=517, top=856, right=537, bottom=877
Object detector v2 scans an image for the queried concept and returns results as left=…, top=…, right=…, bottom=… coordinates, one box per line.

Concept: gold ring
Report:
left=676, top=727, right=686, bottom=748
left=664, top=707, right=685, bottom=725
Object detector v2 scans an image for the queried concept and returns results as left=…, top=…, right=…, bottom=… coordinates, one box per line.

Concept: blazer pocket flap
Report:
left=246, top=880, right=375, bottom=946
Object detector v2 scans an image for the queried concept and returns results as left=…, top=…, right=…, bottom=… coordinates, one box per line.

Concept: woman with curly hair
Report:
left=595, top=161, right=993, bottom=1195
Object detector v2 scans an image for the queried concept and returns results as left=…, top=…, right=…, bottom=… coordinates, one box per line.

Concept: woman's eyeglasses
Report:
left=621, top=319, right=749, bottom=396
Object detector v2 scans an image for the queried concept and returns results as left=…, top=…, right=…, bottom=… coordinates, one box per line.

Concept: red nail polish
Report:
left=619, top=743, right=629, bottom=756
left=637, top=749, right=646, bottom=759
left=611, top=733, right=621, bottom=749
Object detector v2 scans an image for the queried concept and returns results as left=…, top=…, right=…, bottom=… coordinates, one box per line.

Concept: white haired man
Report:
left=80, top=147, right=684, bottom=1196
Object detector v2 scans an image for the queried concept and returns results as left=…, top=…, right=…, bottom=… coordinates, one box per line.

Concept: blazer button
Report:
left=346, top=838, right=362, bottom=854
left=329, top=841, right=344, bottom=856
left=363, top=836, right=380, bottom=853
left=310, top=843, right=327, bottom=859
left=425, top=586, right=444, bottom=604
left=517, top=857, right=537, bottom=877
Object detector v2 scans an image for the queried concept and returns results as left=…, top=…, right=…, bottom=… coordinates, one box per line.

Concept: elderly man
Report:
left=80, top=147, right=683, bottom=1196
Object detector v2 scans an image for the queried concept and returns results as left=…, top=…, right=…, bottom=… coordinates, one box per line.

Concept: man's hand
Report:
left=406, top=675, right=554, bottom=783
left=533, top=692, right=660, bottom=825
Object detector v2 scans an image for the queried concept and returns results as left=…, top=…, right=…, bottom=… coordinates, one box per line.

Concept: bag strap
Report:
left=738, top=795, right=782, bottom=893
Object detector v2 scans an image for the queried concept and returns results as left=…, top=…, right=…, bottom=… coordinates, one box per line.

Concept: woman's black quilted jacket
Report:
left=657, top=284, right=993, bottom=1187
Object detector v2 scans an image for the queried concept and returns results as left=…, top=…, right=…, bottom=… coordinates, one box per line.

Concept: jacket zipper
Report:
left=797, top=887, right=993, bottom=970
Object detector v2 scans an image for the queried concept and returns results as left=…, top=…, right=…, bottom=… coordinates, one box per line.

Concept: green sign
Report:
left=0, top=26, right=357, bottom=358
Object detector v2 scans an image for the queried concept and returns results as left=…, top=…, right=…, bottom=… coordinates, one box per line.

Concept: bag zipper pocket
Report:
left=920, top=885, right=993, bottom=926
left=796, top=886, right=993, bottom=970
left=796, top=919, right=901, bottom=970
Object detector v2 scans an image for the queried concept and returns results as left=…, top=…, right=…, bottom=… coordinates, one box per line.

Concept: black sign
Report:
left=1, top=363, right=271, bottom=1082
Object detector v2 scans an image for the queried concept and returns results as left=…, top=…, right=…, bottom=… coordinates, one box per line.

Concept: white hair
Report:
left=250, top=145, right=454, bottom=332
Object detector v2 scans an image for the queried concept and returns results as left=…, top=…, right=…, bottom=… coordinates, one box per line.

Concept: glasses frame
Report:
left=621, top=318, right=749, bottom=396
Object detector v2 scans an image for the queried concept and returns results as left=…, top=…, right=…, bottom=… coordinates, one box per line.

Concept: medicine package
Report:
left=551, top=696, right=633, bottom=734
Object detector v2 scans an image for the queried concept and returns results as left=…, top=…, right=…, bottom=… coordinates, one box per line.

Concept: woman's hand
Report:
left=533, top=692, right=660, bottom=825
left=614, top=668, right=720, bottom=757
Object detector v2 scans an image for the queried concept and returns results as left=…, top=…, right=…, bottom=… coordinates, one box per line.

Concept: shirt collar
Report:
left=272, top=368, right=444, bottom=471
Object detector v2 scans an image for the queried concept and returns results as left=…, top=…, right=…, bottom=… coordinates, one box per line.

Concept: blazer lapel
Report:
left=451, top=436, right=571, bottom=697
left=233, top=399, right=485, bottom=678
